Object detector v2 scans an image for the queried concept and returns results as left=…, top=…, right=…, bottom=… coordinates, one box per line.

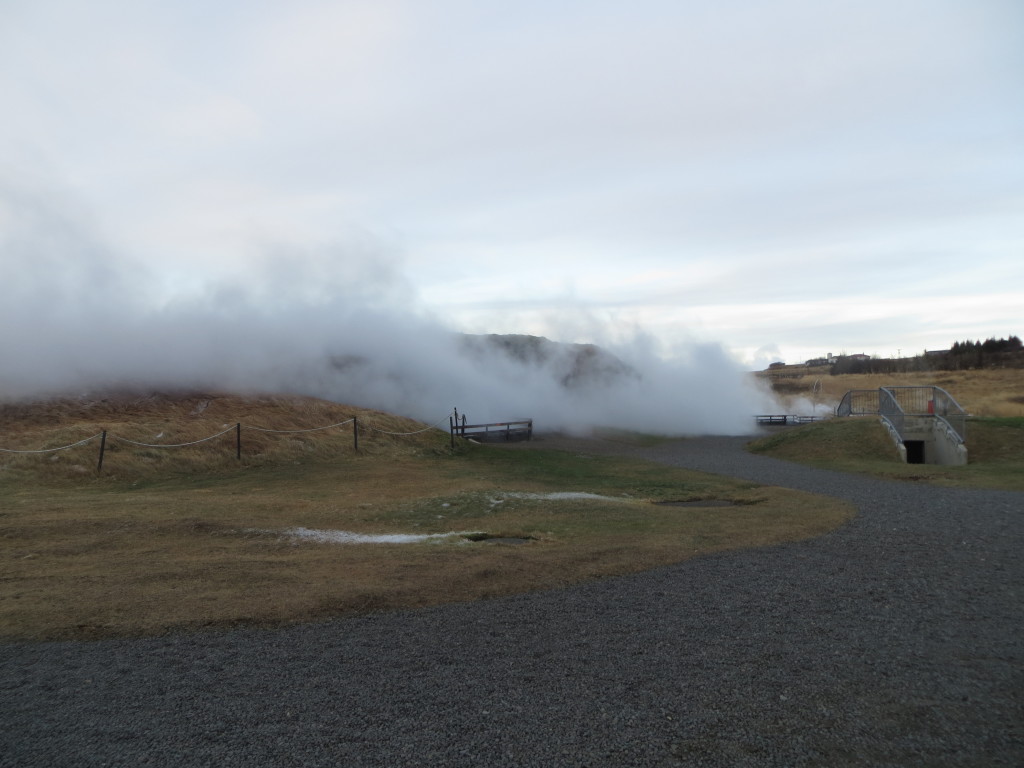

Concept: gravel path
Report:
left=2, top=435, right=1022, bottom=767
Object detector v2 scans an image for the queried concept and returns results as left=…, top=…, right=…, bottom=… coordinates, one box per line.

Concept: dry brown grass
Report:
left=760, top=368, right=1024, bottom=417
left=0, top=393, right=851, bottom=641
left=2, top=478, right=839, bottom=641
left=0, top=392, right=444, bottom=482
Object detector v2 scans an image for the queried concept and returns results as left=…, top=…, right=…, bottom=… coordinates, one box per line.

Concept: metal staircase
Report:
left=837, top=386, right=967, bottom=465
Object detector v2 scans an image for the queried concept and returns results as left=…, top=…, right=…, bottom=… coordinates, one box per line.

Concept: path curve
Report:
left=2, top=435, right=1021, bottom=767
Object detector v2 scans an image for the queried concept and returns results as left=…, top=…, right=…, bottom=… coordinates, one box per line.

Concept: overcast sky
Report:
left=2, top=0, right=1022, bottom=369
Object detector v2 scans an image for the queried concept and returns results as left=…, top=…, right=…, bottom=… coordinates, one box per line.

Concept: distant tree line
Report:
left=949, top=336, right=1022, bottom=355
left=829, top=335, right=1023, bottom=375
left=944, top=335, right=1023, bottom=370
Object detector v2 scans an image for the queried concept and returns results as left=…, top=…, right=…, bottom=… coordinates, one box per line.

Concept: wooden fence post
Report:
left=353, top=417, right=359, bottom=452
left=97, top=430, right=107, bottom=474
left=449, top=415, right=455, bottom=450
left=236, top=423, right=241, bottom=460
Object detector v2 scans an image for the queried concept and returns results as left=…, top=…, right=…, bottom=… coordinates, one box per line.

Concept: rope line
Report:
left=363, top=425, right=437, bottom=436
left=109, top=425, right=237, bottom=449
left=0, top=433, right=103, bottom=454
left=246, top=418, right=355, bottom=434
left=1, top=412, right=457, bottom=452
left=361, top=414, right=452, bottom=436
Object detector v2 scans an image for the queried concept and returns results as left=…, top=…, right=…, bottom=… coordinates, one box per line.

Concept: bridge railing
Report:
left=878, top=387, right=905, bottom=438
left=755, top=415, right=827, bottom=426
left=836, top=389, right=880, bottom=416
left=878, top=386, right=967, bottom=443
left=449, top=413, right=533, bottom=444
left=934, top=387, right=967, bottom=442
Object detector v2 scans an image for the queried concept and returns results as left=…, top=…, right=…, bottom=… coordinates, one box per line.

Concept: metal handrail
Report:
left=877, top=386, right=966, bottom=444
left=878, top=387, right=905, bottom=439
left=930, top=386, right=967, bottom=442
left=449, top=414, right=533, bottom=442
left=836, top=389, right=880, bottom=416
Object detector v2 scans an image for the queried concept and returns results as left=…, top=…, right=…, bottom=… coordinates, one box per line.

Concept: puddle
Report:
left=498, top=491, right=623, bottom=502
left=482, top=537, right=530, bottom=545
left=280, top=527, right=481, bottom=544
left=655, top=499, right=738, bottom=507
left=463, top=532, right=533, bottom=545
left=275, top=528, right=536, bottom=546
left=270, top=490, right=624, bottom=546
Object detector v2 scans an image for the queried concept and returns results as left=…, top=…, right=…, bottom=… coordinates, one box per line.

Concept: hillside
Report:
left=0, top=393, right=448, bottom=482
left=756, top=367, right=1024, bottom=417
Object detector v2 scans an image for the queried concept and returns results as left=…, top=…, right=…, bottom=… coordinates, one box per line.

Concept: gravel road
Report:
left=2, top=434, right=1022, bottom=767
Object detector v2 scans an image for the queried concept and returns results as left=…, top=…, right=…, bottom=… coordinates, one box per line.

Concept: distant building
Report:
left=768, top=361, right=786, bottom=369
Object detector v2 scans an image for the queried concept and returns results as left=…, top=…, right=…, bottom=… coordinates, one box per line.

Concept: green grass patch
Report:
left=454, top=444, right=760, bottom=498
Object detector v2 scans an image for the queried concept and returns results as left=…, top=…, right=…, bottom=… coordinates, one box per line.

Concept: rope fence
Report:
left=109, top=425, right=239, bottom=448
left=0, top=433, right=105, bottom=454
left=361, top=414, right=454, bottom=436
left=245, top=418, right=355, bottom=434
left=0, top=411, right=457, bottom=474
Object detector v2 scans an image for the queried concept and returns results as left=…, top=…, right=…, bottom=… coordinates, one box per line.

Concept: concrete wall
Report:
left=880, top=416, right=968, bottom=466
left=930, top=419, right=968, bottom=466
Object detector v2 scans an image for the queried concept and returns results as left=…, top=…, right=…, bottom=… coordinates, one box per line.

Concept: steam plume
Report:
left=1, top=185, right=779, bottom=434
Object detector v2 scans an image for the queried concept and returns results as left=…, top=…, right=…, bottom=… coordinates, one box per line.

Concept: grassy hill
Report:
left=0, top=392, right=445, bottom=483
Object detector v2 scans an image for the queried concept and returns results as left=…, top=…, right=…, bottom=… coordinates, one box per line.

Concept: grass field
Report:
left=749, top=415, right=1024, bottom=491
left=761, top=368, right=1024, bottom=418
left=0, top=394, right=851, bottom=641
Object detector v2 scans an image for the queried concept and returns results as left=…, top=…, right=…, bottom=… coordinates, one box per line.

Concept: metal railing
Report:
left=836, top=389, right=880, bottom=416
left=449, top=413, right=533, bottom=445
left=878, top=386, right=967, bottom=443
left=878, top=387, right=905, bottom=438
left=755, top=415, right=827, bottom=426
left=934, top=387, right=967, bottom=442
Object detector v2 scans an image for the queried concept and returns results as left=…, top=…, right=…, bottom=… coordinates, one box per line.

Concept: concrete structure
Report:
left=838, top=385, right=968, bottom=466
left=881, top=412, right=968, bottom=466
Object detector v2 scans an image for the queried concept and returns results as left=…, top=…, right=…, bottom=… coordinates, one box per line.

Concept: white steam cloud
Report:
left=1, top=184, right=780, bottom=435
